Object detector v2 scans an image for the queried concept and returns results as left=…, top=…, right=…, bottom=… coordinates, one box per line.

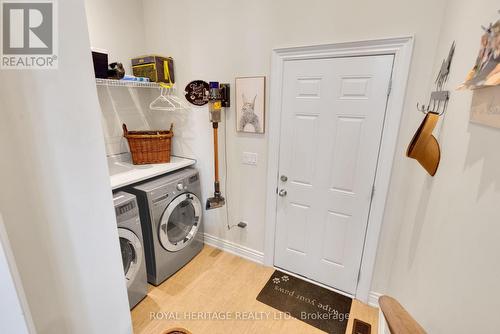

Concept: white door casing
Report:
left=274, top=55, right=394, bottom=295
left=265, top=37, right=414, bottom=302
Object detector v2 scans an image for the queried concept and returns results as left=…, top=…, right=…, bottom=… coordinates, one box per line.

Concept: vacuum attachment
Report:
left=206, top=195, right=226, bottom=210
left=206, top=181, right=225, bottom=210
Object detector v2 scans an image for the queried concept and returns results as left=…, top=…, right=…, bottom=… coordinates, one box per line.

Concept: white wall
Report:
left=84, top=0, right=146, bottom=73
left=140, top=0, right=448, bottom=266
left=0, top=214, right=34, bottom=334
left=0, top=0, right=132, bottom=333
left=97, top=86, right=156, bottom=155
left=85, top=0, right=154, bottom=156
left=383, top=1, right=500, bottom=333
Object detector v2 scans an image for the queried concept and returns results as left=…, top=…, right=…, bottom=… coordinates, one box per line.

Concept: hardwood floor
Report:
left=132, top=245, right=378, bottom=333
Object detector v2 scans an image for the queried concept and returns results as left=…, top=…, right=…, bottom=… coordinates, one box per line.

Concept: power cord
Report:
left=223, top=106, right=241, bottom=231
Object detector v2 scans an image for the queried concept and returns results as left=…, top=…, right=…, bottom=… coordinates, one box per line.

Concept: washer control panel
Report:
left=113, top=192, right=139, bottom=223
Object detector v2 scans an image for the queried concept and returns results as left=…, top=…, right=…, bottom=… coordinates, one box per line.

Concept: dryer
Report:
left=128, top=168, right=204, bottom=286
left=113, top=192, right=147, bottom=309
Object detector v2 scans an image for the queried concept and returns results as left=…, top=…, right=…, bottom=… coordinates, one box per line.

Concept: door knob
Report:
left=279, top=189, right=287, bottom=197
left=280, top=175, right=288, bottom=182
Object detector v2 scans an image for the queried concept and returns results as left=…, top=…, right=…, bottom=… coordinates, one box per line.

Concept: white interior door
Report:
left=274, top=55, right=394, bottom=295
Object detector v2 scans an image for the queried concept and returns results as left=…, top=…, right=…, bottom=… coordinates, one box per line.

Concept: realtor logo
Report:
left=1, top=0, right=57, bottom=69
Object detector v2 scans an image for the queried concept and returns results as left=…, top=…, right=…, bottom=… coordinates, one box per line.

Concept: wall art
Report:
left=460, top=16, right=500, bottom=89
left=470, top=85, right=500, bottom=128
left=236, top=76, right=266, bottom=134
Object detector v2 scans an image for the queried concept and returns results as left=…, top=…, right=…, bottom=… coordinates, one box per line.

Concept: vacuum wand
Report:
left=211, top=123, right=223, bottom=199
left=206, top=82, right=226, bottom=210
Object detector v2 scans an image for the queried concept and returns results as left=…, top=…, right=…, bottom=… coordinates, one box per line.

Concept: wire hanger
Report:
left=149, top=85, right=176, bottom=111
left=149, top=61, right=190, bottom=111
left=149, top=83, right=190, bottom=111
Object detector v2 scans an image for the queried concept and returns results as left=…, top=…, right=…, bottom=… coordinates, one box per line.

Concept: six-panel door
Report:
left=274, top=55, right=394, bottom=295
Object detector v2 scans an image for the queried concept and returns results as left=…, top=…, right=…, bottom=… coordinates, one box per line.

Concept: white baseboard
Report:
left=203, top=233, right=264, bottom=265
left=203, top=233, right=382, bottom=308
left=368, top=291, right=382, bottom=308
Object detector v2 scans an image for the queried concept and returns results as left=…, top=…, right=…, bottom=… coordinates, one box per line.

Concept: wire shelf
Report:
left=96, top=78, right=190, bottom=111
left=95, top=78, right=161, bottom=89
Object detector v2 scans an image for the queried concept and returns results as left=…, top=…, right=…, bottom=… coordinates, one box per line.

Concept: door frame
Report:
left=264, top=36, right=414, bottom=302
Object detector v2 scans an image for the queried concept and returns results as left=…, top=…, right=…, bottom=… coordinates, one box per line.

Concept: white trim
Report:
left=203, top=233, right=264, bottom=264
left=264, top=36, right=414, bottom=303
left=368, top=291, right=382, bottom=308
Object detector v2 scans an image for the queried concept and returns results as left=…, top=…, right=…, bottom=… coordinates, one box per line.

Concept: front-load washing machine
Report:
left=127, top=168, right=204, bottom=286
left=113, top=192, right=147, bottom=309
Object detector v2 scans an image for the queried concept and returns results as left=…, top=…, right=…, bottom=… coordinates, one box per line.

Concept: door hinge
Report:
left=387, top=77, right=392, bottom=96
left=370, top=185, right=375, bottom=200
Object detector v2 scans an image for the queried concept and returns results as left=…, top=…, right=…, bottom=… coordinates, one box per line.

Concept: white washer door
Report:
left=159, top=193, right=202, bottom=252
left=118, top=228, right=143, bottom=288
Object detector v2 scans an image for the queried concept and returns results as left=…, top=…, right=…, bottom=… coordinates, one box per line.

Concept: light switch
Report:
left=242, top=152, right=258, bottom=166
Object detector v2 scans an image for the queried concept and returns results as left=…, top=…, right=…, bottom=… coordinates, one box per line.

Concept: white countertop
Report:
left=108, top=154, right=196, bottom=190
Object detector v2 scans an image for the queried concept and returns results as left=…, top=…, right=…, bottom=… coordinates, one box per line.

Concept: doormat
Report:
left=256, top=270, right=352, bottom=333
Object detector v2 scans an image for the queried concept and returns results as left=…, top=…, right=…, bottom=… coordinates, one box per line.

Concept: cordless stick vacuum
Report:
left=206, top=82, right=226, bottom=210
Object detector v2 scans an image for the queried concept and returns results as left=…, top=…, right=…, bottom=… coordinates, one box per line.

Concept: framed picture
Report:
left=236, top=76, right=266, bottom=134
left=470, top=86, right=500, bottom=128
left=460, top=18, right=500, bottom=89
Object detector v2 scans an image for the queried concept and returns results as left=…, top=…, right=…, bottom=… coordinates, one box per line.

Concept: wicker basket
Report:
left=122, top=123, right=173, bottom=165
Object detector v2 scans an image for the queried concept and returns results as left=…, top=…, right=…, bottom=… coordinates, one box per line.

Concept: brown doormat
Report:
left=257, top=270, right=352, bottom=333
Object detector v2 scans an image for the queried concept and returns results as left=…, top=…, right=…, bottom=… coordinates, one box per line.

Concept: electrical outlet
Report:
left=242, top=152, right=258, bottom=166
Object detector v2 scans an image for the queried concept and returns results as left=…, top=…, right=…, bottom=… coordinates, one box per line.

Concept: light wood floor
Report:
left=132, top=245, right=378, bottom=333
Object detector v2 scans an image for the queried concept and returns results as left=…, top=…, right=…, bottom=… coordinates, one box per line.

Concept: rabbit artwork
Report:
left=238, top=94, right=261, bottom=133
left=236, top=76, right=266, bottom=133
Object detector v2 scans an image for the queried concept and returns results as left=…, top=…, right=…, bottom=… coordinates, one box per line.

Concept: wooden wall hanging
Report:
left=408, top=42, right=455, bottom=176
left=406, top=112, right=441, bottom=176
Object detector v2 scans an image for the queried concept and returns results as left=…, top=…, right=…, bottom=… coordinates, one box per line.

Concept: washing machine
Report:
left=113, top=192, right=148, bottom=309
left=127, top=168, right=204, bottom=286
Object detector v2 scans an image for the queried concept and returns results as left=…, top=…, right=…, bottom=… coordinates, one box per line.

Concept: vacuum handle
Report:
left=212, top=124, right=219, bottom=182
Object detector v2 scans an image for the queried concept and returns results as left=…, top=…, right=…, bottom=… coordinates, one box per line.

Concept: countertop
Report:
left=108, top=154, right=196, bottom=190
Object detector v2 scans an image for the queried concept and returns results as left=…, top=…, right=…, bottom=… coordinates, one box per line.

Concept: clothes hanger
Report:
left=149, top=86, right=176, bottom=111
left=149, top=83, right=190, bottom=111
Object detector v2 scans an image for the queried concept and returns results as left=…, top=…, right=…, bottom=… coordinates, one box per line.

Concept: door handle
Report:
left=278, top=189, right=287, bottom=197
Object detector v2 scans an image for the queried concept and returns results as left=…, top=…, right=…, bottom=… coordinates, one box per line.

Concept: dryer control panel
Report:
left=116, top=201, right=135, bottom=216
left=114, top=192, right=140, bottom=223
